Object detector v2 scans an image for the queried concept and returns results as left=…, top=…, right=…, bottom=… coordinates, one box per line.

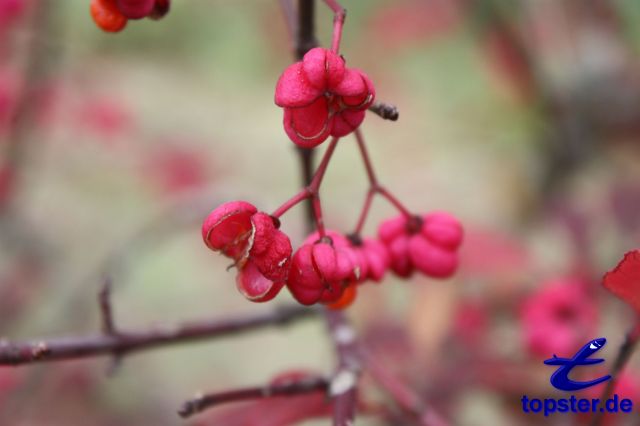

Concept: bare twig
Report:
left=98, top=278, right=116, bottom=335
left=0, top=305, right=317, bottom=366
left=361, top=350, right=449, bottom=426
left=325, top=310, right=360, bottom=426
left=290, top=2, right=361, bottom=424
left=369, top=102, right=399, bottom=121
left=590, top=321, right=640, bottom=426
left=178, top=375, right=329, bottom=418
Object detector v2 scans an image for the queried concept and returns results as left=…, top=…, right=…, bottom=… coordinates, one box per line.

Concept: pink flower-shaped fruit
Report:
left=202, top=201, right=257, bottom=260
left=378, top=212, right=463, bottom=279
left=236, top=261, right=285, bottom=303
left=287, top=240, right=355, bottom=306
left=520, top=278, right=597, bottom=358
left=116, top=0, right=154, bottom=19
left=603, top=250, right=640, bottom=313
left=275, top=47, right=375, bottom=148
left=202, top=201, right=292, bottom=302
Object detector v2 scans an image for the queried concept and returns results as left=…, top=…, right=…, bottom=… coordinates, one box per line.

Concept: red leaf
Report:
left=603, top=250, right=640, bottom=312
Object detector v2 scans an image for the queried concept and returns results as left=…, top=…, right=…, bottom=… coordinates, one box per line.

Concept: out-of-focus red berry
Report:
left=520, top=278, right=597, bottom=358
left=116, top=0, right=154, bottom=20
left=90, top=0, right=128, bottom=33
left=148, top=0, right=170, bottom=20
left=378, top=211, right=463, bottom=279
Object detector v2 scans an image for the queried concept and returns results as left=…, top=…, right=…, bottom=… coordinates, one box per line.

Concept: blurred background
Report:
left=1, top=0, right=640, bottom=424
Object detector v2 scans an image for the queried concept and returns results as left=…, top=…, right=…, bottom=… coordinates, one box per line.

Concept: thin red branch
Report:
left=322, top=0, right=346, bottom=54
left=361, top=350, right=449, bottom=426
left=354, top=128, right=378, bottom=186
left=377, top=186, right=412, bottom=217
left=350, top=129, right=412, bottom=235
left=0, top=305, right=316, bottom=366
left=272, top=188, right=311, bottom=218
left=178, top=375, right=329, bottom=418
left=272, top=137, right=340, bottom=234
left=352, top=188, right=375, bottom=235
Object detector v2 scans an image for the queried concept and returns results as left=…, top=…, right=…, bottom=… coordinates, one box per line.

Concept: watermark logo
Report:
left=543, top=337, right=611, bottom=391
left=521, top=337, right=633, bottom=417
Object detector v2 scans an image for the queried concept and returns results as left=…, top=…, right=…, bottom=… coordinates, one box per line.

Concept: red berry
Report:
left=90, top=0, right=128, bottom=33
left=148, top=0, right=170, bottom=20
left=116, top=0, right=154, bottom=19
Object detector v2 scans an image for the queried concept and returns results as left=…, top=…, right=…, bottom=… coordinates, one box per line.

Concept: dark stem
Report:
left=0, top=305, right=316, bottom=366
left=589, top=321, right=640, bottom=426
left=294, top=0, right=319, bottom=230
left=98, top=277, right=116, bottom=335
left=178, top=375, right=329, bottom=418
left=296, top=0, right=317, bottom=60
left=326, top=310, right=360, bottom=426
left=292, top=2, right=360, bottom=424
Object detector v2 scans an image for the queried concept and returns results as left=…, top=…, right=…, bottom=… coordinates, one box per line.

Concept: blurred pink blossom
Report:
left=520, top=278, right=597, bottom=358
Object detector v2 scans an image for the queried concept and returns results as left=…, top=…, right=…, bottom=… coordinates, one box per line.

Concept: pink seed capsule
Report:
left=116, top=0, right=155, bottom=19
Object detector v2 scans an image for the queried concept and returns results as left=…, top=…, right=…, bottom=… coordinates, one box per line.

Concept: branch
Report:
left=0, top=305, right=317, bottom=366
left=325, top=310, right=361, bottom=426
left=292, top=2, right=360, bottom=424
left=178, top=375, right=329, bottom=418
left=590, top=321, right=640, bottom=426
left=361, top=349, right=449, bottom=426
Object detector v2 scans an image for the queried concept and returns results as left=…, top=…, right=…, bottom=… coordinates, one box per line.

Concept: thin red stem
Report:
left=352, top=130, right=412, bottom=231
left=271, top=137, right=340, bottom=221
left=353, top=188, right=375, bottom=236
left=354, top=128, right=378, bottom=186
left=272, top=188, right=311, bottom=218
left=377, top=187, right=412, bottom=218
left=312, top=195, right=326, bottom=237
left=309, top=137, right=339, bottom=191
left=361, top=350, right=449, bottom=426
left=322, top=0, right=346, bottom=53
